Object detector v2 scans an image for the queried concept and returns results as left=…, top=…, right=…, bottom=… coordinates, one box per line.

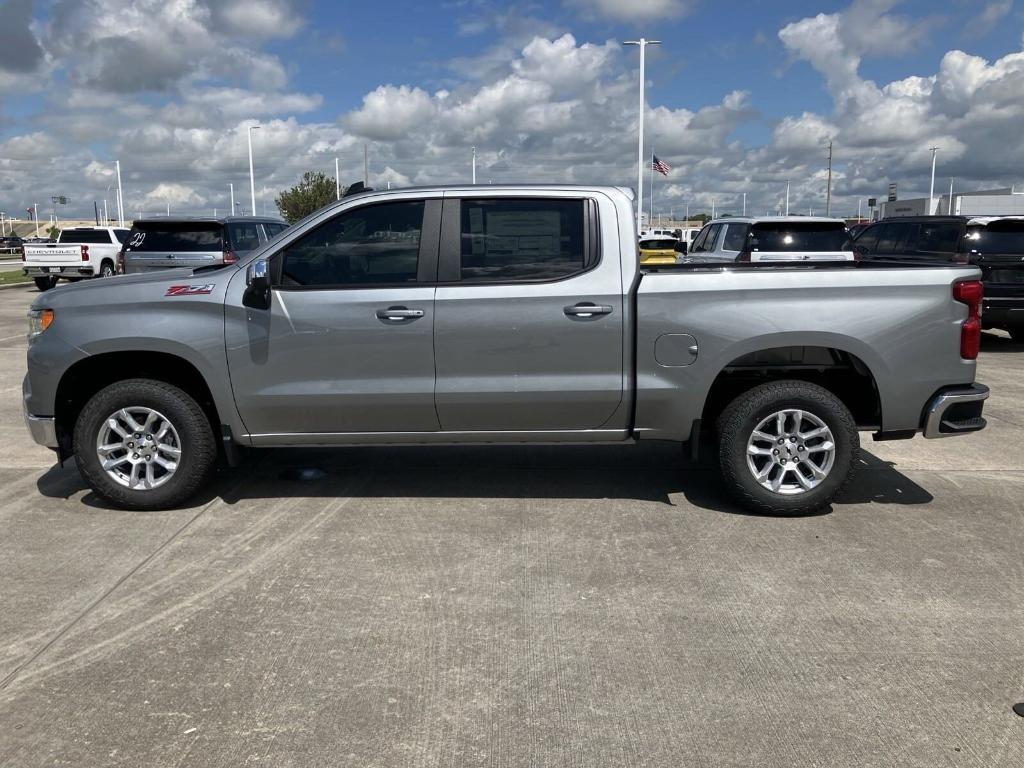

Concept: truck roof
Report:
left=133, top=215, right=285, bottom=225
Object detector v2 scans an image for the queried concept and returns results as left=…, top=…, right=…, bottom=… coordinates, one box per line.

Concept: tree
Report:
left=46, top=225, right=60, bottom=240
left=274, top=171, right=337, bottom=224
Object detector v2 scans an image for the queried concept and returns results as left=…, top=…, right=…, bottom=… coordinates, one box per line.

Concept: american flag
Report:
left=652, top=155, right=671, bottom=176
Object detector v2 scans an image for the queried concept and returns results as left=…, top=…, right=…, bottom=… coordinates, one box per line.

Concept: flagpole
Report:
left=649, top=149, right=656, bottom=228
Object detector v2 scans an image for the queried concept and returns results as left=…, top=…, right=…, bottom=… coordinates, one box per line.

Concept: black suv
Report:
left=853, top=216, right=1024, bottom=340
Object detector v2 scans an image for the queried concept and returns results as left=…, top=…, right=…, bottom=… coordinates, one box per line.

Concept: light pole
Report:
left=928, top=146, right=939, bottom=215
left=0, top=212, right=6, bottom=236
left=229, top=182, right=235, bottom=214
left=33, top=203, right=39, bottom=238
left=471, top=146, right=477, bottom=184
left=825, top=140, right=833, bottom=216
left=247, top=125, right=261, bottom=216
left=115, top=160, right=125, bottom=227
left=742, top=191, right=746, bottom=216
left=785, top=179, right=790, bottom=216
left=624, top=38, right=661, bottom=232
left=948, top=178, right=955, bottom=214
left=335, top=157, right=341, bottom=200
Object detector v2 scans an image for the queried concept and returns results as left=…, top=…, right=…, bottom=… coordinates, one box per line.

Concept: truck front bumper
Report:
left=922, top=383, right=989, bottom=439
left=23, top=377, right=58, bottom=449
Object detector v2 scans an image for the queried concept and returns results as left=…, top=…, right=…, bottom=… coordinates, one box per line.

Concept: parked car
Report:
left=686, top=217, right=855, bottom=263
left=22, top=227, right=129, bottom=290
left=639, top=234, right=682, bottom=265
left=24, top=185, right=987, bottom=516
left=853, top=216, right=1024, bottom=340
left=121, top=216, right=288, bottom=274
left=1, top=234, right=25, bottom=254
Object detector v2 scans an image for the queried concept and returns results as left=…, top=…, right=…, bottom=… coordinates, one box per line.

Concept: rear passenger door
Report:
left=432, top=194, right=625, bottom=433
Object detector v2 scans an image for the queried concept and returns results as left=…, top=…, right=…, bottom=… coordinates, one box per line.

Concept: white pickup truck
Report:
left=22, top=226, right=129, bottom=290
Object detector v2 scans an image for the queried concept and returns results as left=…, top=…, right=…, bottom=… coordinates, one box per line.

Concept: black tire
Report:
left=33, top=275, right=58, bottom=291
left=1008, top=326, right=1024, bottom=343
left=99, top=260, right=115, bottom=278
left=73, top=378, right=217, bottom=510
left=716, top=380, right=859, bottom=516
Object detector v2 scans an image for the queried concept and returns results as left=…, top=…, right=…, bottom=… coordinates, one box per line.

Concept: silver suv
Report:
left=121, top=216, right=288, bottom=273
left=687, top=216, right=854, bottom=263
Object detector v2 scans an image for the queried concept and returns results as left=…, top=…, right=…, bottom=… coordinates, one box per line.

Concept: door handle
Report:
left=375, top=306, right=424, bottom=322
left=564, top=302, right=613, bottom=318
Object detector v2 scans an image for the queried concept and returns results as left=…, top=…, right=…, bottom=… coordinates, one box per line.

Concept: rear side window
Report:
left=113, top=230, right=129, bottom=244
left=911, top=222, right=961, bottom=256
left=853, top=225, right=881, bottom=253
left=125, top=224, right=223, bottom=252
left=749, top=223, right=850, bottom=253
left=277, top=200, right=424, bottom=287
left=722, top=223, right=749, bottom=252
left=966, top=222, right=1024, bottom=254
left=228, top=222, right=262, bottom=251
left=692, top=224, right=722, bottom=253
left=58, top=230, right=114, bottom=244
left=263, top=223, right=287, bottom=239
left=458, top=198, right=590, bottom=282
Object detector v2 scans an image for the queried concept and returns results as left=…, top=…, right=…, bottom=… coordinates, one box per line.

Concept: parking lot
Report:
left=0, top=282, right=1021, bottom=766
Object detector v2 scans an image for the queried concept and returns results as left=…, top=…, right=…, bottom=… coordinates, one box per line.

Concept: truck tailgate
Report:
left=24, top=245, right=83, bottom=264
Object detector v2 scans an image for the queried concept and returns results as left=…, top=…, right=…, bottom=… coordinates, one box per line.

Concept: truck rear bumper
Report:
left=922, top=383, right=989, bottom=439
left=23, top=265, right=95, bottom=277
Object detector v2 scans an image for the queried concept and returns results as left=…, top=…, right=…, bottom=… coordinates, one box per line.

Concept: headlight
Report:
left=27, top=308, right=54, bottom=342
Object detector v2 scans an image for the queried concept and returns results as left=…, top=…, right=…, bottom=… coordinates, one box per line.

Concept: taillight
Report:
left=20, top=246, right=26, bottom=262
left=953, top=279, right=983, bottom=360
left=116, top=248, right=126, bottom=273
left=223, top=249, right=238, bottom=265
left=81, top=245, right=89, bottom=262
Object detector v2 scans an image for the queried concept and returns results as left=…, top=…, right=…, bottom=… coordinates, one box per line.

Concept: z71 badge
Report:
left=165, top=284, right=215, bottom=297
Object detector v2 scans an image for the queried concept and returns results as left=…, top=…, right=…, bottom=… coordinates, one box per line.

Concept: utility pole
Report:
left=624, top=38, right=661, bottom=232
left=785, top=180, right=790, bottom=216
left=363, top=144, right=368, bottom=186
left=928, top=146, right=939, bottom=215
left=825, top=140, right=833, bottom=216
left=248, top=125, right=261, bottom=216
left=115, top=160, right=124, bottom=227
left=335, top=157, right=341, bottom=200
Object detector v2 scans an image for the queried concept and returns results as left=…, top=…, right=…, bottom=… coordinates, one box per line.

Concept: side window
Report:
left=875, top=223, right=908, bottom=254
left=722, top=223, right=749, bottom=252
left=276, top=200, right=424, bottom=288
left=113, top=230, right=128, bottom=244
left=458, top=198, right=590, bottom=282
left=914, top=222, right=961, bottom=256
left=854, top=225, right=880, bottom=253
left=228, top=223, right=262, bottom=251
left=690, top=225, right=710, bottom=252
left=702, top=224, right=723, bottom=252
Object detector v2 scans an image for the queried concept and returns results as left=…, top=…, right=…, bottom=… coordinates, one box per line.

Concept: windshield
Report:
left=641, top=239, right=677, bottom=249
left=966, top=222, right=1024, bottom=255
left=58, top=230, right=111, bottom=244
left=126, top=223, right=223, bottom=252
left=750, top=222, right=851, bottom=252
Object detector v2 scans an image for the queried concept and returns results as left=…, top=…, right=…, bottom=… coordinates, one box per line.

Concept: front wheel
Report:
left=73, top=379, right=217, bottom=510
left=33, top=275, right=58, bottom=291
left=716, top=380, right=859, bottom=516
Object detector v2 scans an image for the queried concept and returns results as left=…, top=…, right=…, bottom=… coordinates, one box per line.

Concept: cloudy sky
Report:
left=1, top=0, right=1023, bottom=221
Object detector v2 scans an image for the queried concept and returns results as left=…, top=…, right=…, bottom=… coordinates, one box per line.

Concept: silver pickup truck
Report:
left=23, top=185, right=988, bottom=515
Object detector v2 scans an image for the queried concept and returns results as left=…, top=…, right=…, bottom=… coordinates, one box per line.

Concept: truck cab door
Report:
left=224, top=196, right=442, bottom=440
left=432, top=194, right=625, bottom=433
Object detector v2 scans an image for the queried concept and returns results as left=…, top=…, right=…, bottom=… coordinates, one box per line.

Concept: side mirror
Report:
left=243, top=259, right=271, bottom=310
left=674, top=241, right=688, bottom=254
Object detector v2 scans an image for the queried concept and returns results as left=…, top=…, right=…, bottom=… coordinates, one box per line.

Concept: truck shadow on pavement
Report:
left=980, top=330, right=1024, bottom=352
left=36, top=443, right=933, bottom=517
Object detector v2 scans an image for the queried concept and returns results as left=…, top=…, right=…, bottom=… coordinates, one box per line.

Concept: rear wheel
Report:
left=33, top=275, right=58, bottom=291
left=717, top=380, right=859, bottom=516
left=99, top=260, right=115, bottom=278
left=73, top=379, right=217, bottom=510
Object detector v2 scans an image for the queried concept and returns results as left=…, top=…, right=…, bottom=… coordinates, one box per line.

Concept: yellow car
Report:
left=638, top=237, right=680, bottom=265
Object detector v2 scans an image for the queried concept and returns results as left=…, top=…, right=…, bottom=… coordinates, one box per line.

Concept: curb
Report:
left=0, top=281, right=33, bottom=291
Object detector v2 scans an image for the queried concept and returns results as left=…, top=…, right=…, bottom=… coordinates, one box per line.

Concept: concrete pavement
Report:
left=0, top=283, right=1021, bottom=767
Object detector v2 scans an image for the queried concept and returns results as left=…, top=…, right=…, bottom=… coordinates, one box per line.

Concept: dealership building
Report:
left=878, top=188, right=1024, bottom=218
